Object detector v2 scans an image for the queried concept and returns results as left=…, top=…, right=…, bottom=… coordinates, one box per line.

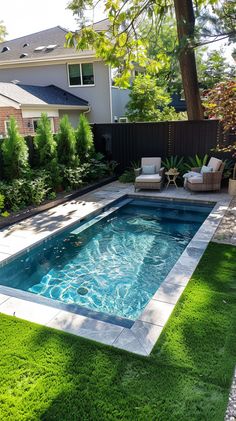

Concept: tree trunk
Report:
left=174, top=0, right=204, bottom=120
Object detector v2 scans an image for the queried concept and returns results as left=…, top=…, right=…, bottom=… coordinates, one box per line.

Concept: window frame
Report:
left=67, top=62, right=95, bottom=87
left=4, top=120, right=10, bottom=135
left=32, top=118, right=55, bottom=133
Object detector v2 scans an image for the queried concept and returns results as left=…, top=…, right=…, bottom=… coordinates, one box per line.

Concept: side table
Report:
left=165, top=171, right=179, bottom=189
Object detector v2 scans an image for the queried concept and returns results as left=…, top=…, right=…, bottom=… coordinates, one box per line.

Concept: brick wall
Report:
left=0, top=107, right=25, bottom=135
left=0, top=108, right=60, bottom=136
left=53, top=117, right=60, bottom=133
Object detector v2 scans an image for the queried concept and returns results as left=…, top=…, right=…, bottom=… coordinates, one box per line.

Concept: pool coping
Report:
left=0, top=185, right=232, bottom=356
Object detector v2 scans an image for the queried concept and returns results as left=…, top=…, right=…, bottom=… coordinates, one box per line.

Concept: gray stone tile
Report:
left=0, top=297, right=59, bottom=324
left=0, top=293, right=9, bottom=304
left=0, top=252, right=11, bottom=263
left=138, top=300, right=174, bottom=326
left=131, top=321, right=162, bottom=354
left=153, top=282, right=185, bottom=304
left=112, top=328, right=147, bottom=355
left=47, top=311, right=123, bottom=346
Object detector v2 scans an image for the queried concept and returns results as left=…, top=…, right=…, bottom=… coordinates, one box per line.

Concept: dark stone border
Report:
left=0, top=176, right=116, bottom=230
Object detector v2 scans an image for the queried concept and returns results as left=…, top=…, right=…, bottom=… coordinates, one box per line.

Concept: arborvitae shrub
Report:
left=56, top=115, right=77, bottom=166
left=75, top=114, right=94, bottom=162
left=34, top=113, right=57, bottom=166
left=1, top=116, right=29, bottom=180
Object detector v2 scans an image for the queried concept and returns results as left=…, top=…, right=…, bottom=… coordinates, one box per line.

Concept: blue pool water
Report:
left=0, top=199, right=212, bottom=320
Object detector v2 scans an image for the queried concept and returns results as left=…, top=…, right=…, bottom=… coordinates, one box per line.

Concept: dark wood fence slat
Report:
left=92, top=120, right=234, bottom=172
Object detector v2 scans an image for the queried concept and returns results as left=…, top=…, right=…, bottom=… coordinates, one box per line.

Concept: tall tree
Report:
left=173, top=0, right=203, bottom=119
left=67, top=0, right=234, bottom=120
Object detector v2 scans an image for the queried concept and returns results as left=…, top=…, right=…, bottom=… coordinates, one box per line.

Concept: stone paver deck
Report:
left=213, top=196, right=236, bottom=246
left=0, top=182, right=232, bottom=357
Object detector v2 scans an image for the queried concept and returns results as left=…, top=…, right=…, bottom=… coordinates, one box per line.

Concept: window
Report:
left=4, top=120, right=10, bottom=134
left=68, top=63, right=94, bottom=86
left=32, top=118, right=54, bottom=133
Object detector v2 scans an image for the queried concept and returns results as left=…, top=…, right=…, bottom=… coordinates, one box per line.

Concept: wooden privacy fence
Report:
left=92, top=120, right=232, bottom=172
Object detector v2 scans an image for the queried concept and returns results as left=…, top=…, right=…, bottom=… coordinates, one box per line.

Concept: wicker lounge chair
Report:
left=186, top=157, right=225, bottom=192
left=134, top=157, right=164, bottom=191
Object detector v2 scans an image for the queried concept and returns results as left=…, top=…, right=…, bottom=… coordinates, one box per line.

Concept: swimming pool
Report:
left=0, top=198, right=212, bottom=321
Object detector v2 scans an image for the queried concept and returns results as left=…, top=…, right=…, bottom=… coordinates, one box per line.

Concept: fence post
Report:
left=168, top=122, right=173, bottom=156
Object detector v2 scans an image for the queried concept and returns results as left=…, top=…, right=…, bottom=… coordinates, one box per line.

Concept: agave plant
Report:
left=162, top=156, right=185, bottom=176
left=184, top=154, right=209, bottom=171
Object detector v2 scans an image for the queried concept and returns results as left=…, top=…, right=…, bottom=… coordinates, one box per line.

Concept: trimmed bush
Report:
left=75, top=114, right=94, bottom=162
left=34, top=113, right=57, bottom=166
left=56, top=115, right=77, bottom=166
left=1, top=117, right=29, bottom=180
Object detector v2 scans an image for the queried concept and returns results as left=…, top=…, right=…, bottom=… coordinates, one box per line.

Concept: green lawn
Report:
left=0, top=242, right=236, bottom=421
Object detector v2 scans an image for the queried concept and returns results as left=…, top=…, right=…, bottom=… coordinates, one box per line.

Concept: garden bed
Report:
left=0, top=176, right=116, bottom=230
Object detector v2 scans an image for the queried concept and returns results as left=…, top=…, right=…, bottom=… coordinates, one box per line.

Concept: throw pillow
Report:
left=142, top=165, right=156, bottom=174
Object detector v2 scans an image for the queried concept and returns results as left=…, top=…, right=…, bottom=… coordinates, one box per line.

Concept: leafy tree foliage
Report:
left=1, top=117, right=29, bottom=180
left=126, top=74, right=170, bottom=121
left=125, top=74, right=186, bottom=122
left=67, top=0, right=235, bottom=120
left=0, top=21, right=7, bottom=42
left=203, top=81, right=236, bottom=152
left=75, top=114, right=94, bottom=162
left=56, top=115, right=77, bottom=166
left=34, top=113, right=57, bottom=166
left=197, top=49, right=235, bottom=89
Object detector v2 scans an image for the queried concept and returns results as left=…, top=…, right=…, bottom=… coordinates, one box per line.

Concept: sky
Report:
left=2, top=0, right=106, bottom=40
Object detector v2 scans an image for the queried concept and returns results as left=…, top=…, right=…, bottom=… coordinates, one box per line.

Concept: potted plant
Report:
left=228, top=163, right=236, bottom=196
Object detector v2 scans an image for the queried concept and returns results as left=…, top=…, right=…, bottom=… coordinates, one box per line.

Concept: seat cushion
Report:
left=136, top=174, right=162, bottom=183
left=188, top=175, right=203, bottom=184
left=208, top=157, right=222, bottom=172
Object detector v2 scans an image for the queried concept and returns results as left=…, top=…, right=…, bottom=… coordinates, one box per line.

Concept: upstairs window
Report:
left=68, top=63, right=94, bottom=86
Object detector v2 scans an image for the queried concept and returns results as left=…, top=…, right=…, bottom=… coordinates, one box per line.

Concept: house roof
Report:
left=0, top=20, right=109, bottom=65
left=0, top=82, right=89, bottom=108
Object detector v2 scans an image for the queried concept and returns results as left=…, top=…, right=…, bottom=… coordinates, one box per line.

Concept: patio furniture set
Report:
left=134, top=156, right=224, bottom=192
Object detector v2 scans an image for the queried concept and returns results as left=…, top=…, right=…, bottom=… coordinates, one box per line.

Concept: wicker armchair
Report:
left=186, top=158, right=224, bottom=192
left=134, top=157, right=164, bottom=191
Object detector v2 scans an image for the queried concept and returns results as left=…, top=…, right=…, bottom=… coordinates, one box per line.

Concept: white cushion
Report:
left=208, top=157, right=222, bottom=172
left=201, top=165, right=213, bottom=174
left=188, top=175, right=203, bottom=184
left=183, top=171, right=200, bottom=179
left=136, top=174, right=162, bottom=183
left=141, top=157, right=161, bottom=173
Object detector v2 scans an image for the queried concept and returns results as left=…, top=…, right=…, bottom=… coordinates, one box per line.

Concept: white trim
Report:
left=21, top=104, right=89, bottom=111
left=0, top=54, right=100, bottom=69
left=22, top=109, right=59, bottom=118
left=108, top=65, right=113, bottom=123
left=67, top=63, right=95, bottom=88
left=4, top=120, right=10, bottom=135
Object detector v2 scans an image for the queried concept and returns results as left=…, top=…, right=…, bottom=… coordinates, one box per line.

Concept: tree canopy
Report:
left=0, top=21, right=7, bottom=43
left=67, top=0, right=235, bottom=120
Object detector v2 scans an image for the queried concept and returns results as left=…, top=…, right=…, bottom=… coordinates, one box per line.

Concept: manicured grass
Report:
left=0, top=242, right=236, bottom=421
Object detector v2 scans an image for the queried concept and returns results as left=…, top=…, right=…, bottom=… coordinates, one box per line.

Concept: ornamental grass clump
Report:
left=75, top=114, right=94, bottom=162
left=1, top=116, right=29, bottom=180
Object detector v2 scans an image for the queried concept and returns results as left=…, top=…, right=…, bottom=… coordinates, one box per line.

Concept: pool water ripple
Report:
left=0, top=200, right=212, bottom=320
